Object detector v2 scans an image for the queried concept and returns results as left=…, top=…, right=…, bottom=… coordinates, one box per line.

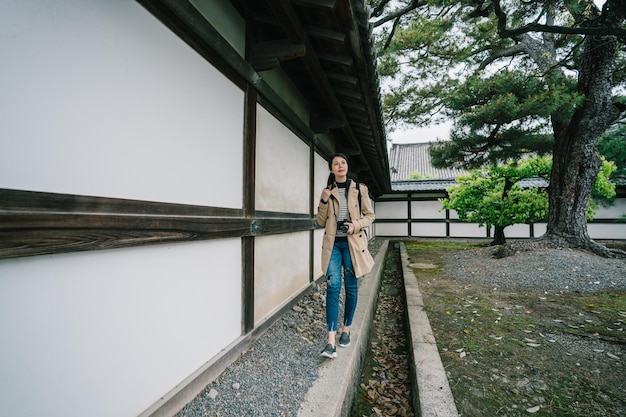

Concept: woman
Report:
left=316, top=153, right=375, bottom=358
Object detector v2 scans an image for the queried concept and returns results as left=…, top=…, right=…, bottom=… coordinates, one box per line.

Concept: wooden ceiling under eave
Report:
left=232, top=0, right=391, bottom=197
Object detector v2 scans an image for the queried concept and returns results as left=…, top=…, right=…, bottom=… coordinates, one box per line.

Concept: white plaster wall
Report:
left=411, top=222, right=446, bottom=237
left=505, top=223, right=531, bottom=238
left=0, top=0, right=243, bottom=208
left=376, top=196, right=625, bottom=239
left=314, top=228, right=325, bottom=278
left=364, top=197, right=375, bottom=238
left=313, top=154, right=329, bottom=277
left=534, top=223, right=548, bottom=237
left=594, top=198, right=626, bottom=219
left=533, top=222, right=626, bottom=240
left=314, top=153, right=330, bottom=204
left=254, top=232, right=310, bottom=324
left=411, top=200, right=446, bottom=219
left=375, top=201, right=407, bottom=219
left=377, top=222, right=410, bottom=236
left=255, top=106, right=310, bottom=214
left=0, top=240, right=242, bottom=417
left=588, top=223, right=626, bottom=239
left=450, top=223, right=490, bottom=238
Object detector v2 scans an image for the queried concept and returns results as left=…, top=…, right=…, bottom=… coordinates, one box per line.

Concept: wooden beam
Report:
left=333, top=86, right=362, bottom=100
left=251, top=39, right=306, bottom=71
left=310, top=115, right=345, bottom=133
left=303, top=24, right=345, bottom=42
left=0, top=212, right=317, bottom=259
left=327, top=71, right=358, bottom=86
left=0, top=189, right=317, bottom=260
left=292, top=0, right=336, bottom=9
left=317, top=52, right=353, bottom=67
left=265, top=0, right=365, bottom=155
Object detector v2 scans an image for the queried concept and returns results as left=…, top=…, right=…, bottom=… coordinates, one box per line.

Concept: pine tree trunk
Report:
left=492, top=225, right=506, bottom=246
left=492, top=179, right=514, bottom=246
left=543, top=34, right=620, bottom=255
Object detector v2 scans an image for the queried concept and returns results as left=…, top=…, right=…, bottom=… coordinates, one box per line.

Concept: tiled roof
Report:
left=392, top=179, right=458, bottom=192
left=391, top=178, right=549, bottom=192
left=388, top=142, right=623, bottom=193
left=389, top=142, right=467, bottom=181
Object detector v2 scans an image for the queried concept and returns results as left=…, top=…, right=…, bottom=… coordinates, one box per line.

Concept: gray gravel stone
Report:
left=176, top=239, right=385, bottom=417
left=176, top=240, right=624, bottom=417
left=442, top=246, right=626, bottom=293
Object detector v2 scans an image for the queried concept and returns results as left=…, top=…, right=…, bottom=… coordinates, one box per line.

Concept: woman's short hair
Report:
left=328, top=153, right=349, bottom=169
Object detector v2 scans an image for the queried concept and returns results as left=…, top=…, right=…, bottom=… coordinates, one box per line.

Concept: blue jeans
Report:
left=325, top=241, right=358, bottom=332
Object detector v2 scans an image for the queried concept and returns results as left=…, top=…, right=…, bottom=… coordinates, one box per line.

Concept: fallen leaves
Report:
left=404, top=243, right=626, bottom=417
left=354, top=250, right=414, bottom=417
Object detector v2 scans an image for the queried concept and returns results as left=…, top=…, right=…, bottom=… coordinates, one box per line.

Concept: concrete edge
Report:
left=297, top=239, right=389, bottom=417
left=400, top=242, right=460, bottom=417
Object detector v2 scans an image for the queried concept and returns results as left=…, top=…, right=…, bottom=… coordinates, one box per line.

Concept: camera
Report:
left=337, top=220, right=350, bottom=233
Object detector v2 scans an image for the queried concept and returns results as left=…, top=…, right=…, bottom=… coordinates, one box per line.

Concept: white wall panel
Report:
left=450, top=223, right=490, bottom=238
left=0, top=240, right=242, bottom=417
left=314, top=228, right=325, bottom=278
left=411, top=200, right=446, bottom=219
left=256, top=106, right=310, bottom=213
left=588, top=223, right=626, bottom=239
left=313, top=154, right=328, bottom=278
left=377, top=222, right=410, bottom=236
left=376, top=201, right=407, bottom=219
left=594, top=199, right=626, bottom=219
left=533, top=223, right=547, bottom=237
left=254, top=232, right=310, bottom=323
left=411, top=222, right=447, bottom=237
left=314, top=153, right=330, bottom=205
left=0, top=0, right=243, bottom=207
left=505, top=223, right=531, bottom=238
left=364, top=197, right=375, bottom=239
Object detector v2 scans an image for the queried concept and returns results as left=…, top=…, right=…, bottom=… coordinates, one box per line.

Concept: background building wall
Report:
left=376, top=193, right=626, bottom=240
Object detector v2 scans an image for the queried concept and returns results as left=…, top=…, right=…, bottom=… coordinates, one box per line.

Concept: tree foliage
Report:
left=370, top=0, right=626, bottom=256
left=431, top=70, right=584, bottom=168
left=442, top=157, right=616, bottom=245
left=598, top=115, right=626, bottom=179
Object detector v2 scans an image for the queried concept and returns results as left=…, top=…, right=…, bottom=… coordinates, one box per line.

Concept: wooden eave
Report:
left=232, top=0, right=391, bottom=196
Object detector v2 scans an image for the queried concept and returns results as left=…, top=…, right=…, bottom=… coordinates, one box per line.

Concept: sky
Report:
left=388, top=122, right=452, bottom=144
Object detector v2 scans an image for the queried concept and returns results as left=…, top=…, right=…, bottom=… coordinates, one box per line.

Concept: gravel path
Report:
left=442, top=246, right=626, bottom=293
left=175, top=240, right=625, bottom=417
left=176, top=239, right=385, bottom=417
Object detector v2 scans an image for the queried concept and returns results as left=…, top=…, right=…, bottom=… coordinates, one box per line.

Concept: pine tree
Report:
left=371, top=0, right=626, bottom=257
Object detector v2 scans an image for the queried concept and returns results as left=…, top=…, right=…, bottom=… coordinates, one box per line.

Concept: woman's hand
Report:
left=320, top=188, right=331, bottom=203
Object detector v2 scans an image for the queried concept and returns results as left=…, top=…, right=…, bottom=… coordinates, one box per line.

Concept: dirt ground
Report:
left=405, top=241, right=626, bottom=417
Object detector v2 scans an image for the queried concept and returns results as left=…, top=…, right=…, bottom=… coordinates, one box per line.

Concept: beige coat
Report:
left=316, top=180, right=376, bottom=278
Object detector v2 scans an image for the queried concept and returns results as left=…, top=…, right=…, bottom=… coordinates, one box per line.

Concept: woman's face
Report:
left=331, top=156, right=348, bottom=178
